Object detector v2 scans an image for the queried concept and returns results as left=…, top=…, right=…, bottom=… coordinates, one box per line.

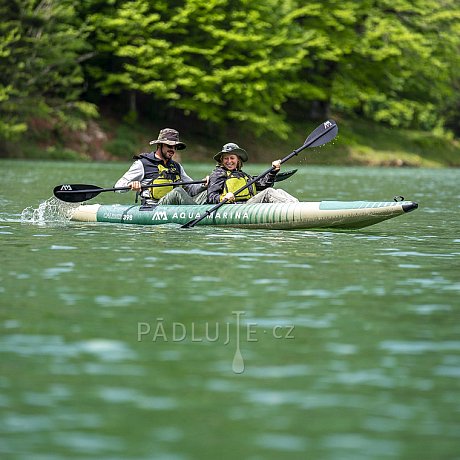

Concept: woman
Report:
left=207, top=143, right=298, bottom=204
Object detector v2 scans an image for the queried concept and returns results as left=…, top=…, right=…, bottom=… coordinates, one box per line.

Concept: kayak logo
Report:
left=152, top=211, right=168, bottom=221
left=137, top=310, right=295, bottom=374
left=323, top=120, right=333, bottom=129
left=60, top=184, right=73, bottom=191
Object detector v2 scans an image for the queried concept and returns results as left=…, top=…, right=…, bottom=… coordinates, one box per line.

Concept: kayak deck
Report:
left=70, top=200, right=418, bottom=230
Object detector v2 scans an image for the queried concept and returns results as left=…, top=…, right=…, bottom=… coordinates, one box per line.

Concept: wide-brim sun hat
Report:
left=213, top=142, right=248, bottom=162
left=149, top=128, right=186, bottom=150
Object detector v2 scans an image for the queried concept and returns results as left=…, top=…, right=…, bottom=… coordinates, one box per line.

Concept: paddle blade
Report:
left=53, top=184, right=103, bottom=203
left=274, top=169, right=297, bottom=183
left=304, top=119, right=338, bottom=148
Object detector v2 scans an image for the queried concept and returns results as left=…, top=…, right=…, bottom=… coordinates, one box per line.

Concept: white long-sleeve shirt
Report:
left=115, top=159, right=205, bottom=199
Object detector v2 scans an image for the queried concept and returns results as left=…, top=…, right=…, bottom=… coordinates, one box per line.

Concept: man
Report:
left=115, top=128, right=207, bottom=205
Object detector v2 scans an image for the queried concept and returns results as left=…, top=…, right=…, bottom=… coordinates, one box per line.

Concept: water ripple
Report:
left=53, top=431, right=124, bottom=453
left=380, top=340, right=460, bottom=354
left=97, top=387, right=177, bottom=410
left=0, top=335, right=136, bottom=362
left=255, top=433, right=307, bottom=451
left=321, top=434, right=400, bottom=457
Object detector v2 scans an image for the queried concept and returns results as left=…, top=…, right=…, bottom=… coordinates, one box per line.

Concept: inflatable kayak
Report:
left=70, top=200, right=418, bottom=230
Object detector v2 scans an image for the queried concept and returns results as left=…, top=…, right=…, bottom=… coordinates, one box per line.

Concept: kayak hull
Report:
left=70, top=201, right=418, bottom=230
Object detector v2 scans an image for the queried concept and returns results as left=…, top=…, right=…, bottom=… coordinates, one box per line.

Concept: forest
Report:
left=1, top=0, right=459, bottom=164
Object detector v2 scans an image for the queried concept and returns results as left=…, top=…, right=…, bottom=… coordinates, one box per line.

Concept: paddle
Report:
left=181, top=120, right=338, bottom=228
left=53, top=180, right=206, bottom=203
left=54, top=168, right=297, bottom=203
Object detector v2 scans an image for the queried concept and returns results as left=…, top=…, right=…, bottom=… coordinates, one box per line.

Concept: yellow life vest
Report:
left=220, top=170, right=256, bottom=202
left=149, top=163, right=181, bottom=200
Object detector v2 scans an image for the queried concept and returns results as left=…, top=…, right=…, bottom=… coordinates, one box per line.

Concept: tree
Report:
left=83, top=0, right=306, bottom=137
left=0, top=0, right=97, bottom=143
left=2, top=0, right=459, bottom=145
left=284, top=0, right=460, bottom=130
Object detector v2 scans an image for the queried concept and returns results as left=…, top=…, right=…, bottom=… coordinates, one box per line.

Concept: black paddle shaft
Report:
left=54, top=180, right=206, bottom=203
left=181, top=120, right=338, bottom=228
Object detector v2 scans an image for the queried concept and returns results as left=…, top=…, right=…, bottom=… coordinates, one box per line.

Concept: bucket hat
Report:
left=149, top=128, right=186, bottom=150
left=213, top=143, right=248, bottom=162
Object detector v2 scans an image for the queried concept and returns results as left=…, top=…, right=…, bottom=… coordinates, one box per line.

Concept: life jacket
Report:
left=135, top=153, right=181, bottom=200
left=220, top=170, right=256, bottom=202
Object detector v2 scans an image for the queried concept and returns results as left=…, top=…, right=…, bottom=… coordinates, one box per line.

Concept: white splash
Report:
left=21, top=197, right=80, bottom=225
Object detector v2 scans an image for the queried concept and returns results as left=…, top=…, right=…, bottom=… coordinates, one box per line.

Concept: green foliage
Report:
left=105, top=124, right=141, bottom=158
left=40, top=146, right=89, bottom=161
left=1, top=0, right=459, bottom=148
left=283, top=0, right=460, bottom=132
left=0, top=0, right=97, bottom=142
left=3, top=141, right=88, bottom=161
left=82, top=0, right=460, bottom=135
left=82, top=0, right=308, bottom=137
left=330, top=0, right=460, bottom=130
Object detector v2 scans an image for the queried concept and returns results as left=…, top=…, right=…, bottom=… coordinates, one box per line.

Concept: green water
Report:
left=1, top=159, right=459, bottom=459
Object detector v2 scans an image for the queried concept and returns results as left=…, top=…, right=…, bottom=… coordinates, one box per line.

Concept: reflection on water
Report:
left=1, top=161, right=459, bottom=459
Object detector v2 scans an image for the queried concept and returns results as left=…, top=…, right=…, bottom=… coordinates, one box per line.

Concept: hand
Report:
left=130, top=181, right=142, bottom=192
left=203, top=175, right=209, bottom=187
left=272, top=160, right=281, bottom=171
left=223, top=192, right=235, bottom=202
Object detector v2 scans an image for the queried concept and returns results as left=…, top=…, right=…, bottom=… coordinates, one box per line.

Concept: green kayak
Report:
left=70, top=200, right=418, bottom=230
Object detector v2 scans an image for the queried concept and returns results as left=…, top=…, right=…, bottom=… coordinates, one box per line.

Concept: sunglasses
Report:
left=161, top=143, right=179, bottom=150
